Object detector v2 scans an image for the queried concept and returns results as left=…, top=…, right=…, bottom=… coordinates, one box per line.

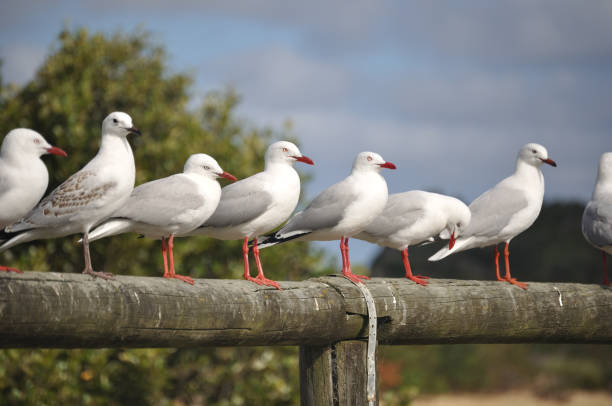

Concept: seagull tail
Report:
left=255, top=231, right=311, bottom=249
left=86, top=219, right=133, bottom=242
left=428, top=238, right=471, bottom=261
left=0, top=229, right=47, bottom=252
left=428, top=246, right=452, bottom=261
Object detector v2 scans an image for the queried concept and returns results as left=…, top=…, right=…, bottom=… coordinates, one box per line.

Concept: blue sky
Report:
left=2, top=1, right=612, bottom=265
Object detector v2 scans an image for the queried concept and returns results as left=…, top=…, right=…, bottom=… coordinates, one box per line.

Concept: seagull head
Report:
left=1, top=128, right=67, bottom=159
left=265, top=141, right=314, bottom=167
left=102, top=112, right=141, bottom=137
left=353, top=151, right=396, bottom=172
left=185, top=153, right=237, bottom=182
left=519, top=143, right=556, bottom=168
left=440, top=201, right=471, bottom=249
left=595, top=152, right=612, bottom=188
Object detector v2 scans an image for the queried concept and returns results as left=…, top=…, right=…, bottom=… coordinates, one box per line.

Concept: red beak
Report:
left=379, top=162, right=396, bottom=170
left=46, top=146, right=68, bottom=157
left=540, top=158, right=557, bottom=167
left=292, top=155, right=314, bottom=165
left=449, top=231, right=456, bottom=250
left=219, top=171, right=237, bottom=182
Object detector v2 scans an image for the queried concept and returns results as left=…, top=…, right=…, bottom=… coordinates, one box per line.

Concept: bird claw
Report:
left=407, top=275, right=428, bottom=286
left=256, top=275, right=282, bottom=290
left=83, top=268, right=114, bottom=280
left=244, top=275, right=265, bottom=286
left=503, top=277, right=528, bottom=290
left=0, top=266, right=22, bottom=273
left=343, top=272, right=369, bottom=284
left=165, top=274, right=194, bottom=285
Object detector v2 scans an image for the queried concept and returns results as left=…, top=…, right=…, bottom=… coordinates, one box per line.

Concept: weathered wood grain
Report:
left=300, top=341, right=377, bottom=406
left=0, top=272, right=611, bottom=348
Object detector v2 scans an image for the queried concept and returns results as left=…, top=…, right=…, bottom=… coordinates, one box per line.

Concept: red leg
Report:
left=340, top=237, right=350, bottom=274
left=0, top=265, right=22, bottom=273
left=494, top=245, right=503, bottom=281
left=242, top=237, right=263, bottom=285
left=602, top=252, right=610, bottom=286
left=161, top=237, right=170, bottom=278
left=502, top=242, right=527, bottom=290
left=252, top=238, right=281, bottom=290
left=401, top=248, right=427, bottom=286
left=340, top=237, right=369, bottom=283
left=166, top=235, right=194, bottom=285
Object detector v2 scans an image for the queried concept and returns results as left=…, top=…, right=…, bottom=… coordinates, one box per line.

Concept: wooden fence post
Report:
left=300, top=340, right=377, bottom=406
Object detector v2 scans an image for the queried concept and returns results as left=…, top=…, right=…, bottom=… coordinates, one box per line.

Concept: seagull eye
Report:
left=282, top=147, right=289, bottom=152
left=113, top=118, right=118, bottom=124
left=367, top=156, right=373, bottom=161
left=33, top=139, right=41, bottom=144
left=457, top=223, right=462, bottom=228
left=532, top=149, right=537, bottom=154
left=203, top=165, right=210, bottom=170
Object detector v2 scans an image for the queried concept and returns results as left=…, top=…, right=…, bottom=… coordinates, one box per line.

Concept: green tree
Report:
left=0, top=28, right=326, bottom=405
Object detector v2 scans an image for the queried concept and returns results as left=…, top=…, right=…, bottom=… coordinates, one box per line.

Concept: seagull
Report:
left=0, top=128, right=67, bottom=273
left=429, top=143, right=557, bottom=289
left=86, top=153, right=237, bottom=284
left=582, top=152, right=612, bottom=286
left=0, top=112, right=140, bottom=279
left=181, top=141, right=313, bottom=289
left=356, top=191, right=471, bottom=285
left=258, top=151, right=396, bottom=284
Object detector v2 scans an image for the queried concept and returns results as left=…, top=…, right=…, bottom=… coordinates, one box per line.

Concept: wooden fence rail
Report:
left=1, top=272, right=611, bottom=348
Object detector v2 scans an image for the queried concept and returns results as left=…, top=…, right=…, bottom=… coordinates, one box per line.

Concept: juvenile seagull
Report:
left=0, top=128, right=67, bottom=272
left=86, top=154, right=236, bottom=284
left=429, top=143, right=557, bottom=289
left=182, top=141, right=313, bottom=289
left=582, top=152, right=612, bottom=286
left=356, top=191, right=470, bottom=285
left=258, top=151, right=396, bottom=284
left=0, top=112, right=140, bottom=279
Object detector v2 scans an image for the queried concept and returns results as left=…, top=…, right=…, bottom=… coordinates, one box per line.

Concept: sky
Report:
left=1, top=1, right=611, bottom=265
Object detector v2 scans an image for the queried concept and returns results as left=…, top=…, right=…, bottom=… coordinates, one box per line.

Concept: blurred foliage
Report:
left=0, top=28, right=326, bottom=405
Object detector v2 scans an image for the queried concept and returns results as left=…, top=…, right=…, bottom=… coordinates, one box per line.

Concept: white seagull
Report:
left=356, top=191, right=471, bottom=285
left=86, top=153, right=236, bottom=284
left=582, top=152, right=612, bottom=286
left=258, top=151, right=396, bottom=284
left=0, top=128, right=67, bottom=273
left=0, top=112, right=140, bottom=279
left=429, top=143, right=557, bottom=289
left=181, top=141, right=313, bottom=289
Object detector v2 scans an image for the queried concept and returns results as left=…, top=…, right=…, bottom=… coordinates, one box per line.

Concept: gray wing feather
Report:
left=279, top=182, right=358, bottom=234
left=117, top=176, right=205, bottom=226
left=583, top=201, right=612, bottom=247
left=201, top=179, right=273, bottom=228
left=361, top=194, right=425, bottom=238
left=464, top=185, right=528, bottom=238
left=7, top=170, right=117, bottom=232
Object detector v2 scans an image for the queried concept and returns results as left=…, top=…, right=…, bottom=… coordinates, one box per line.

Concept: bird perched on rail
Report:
left=0, top=112, right=140, bottom=280
left=0, top=128, right=67, bottom=273
left=429, top=143, right=557, bottom=289
left=181, top=141, right=313, bottom=290
left=85, top=153, right=236, bottom=284
left=356, top=191, right=470, bottom=285
left=582, top=152, right=612, bottom=286
left=258, top=151, right=396, bottom=284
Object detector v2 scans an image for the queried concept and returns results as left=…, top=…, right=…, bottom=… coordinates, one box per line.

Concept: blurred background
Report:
left=0, top=1, right=611, bottom=405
